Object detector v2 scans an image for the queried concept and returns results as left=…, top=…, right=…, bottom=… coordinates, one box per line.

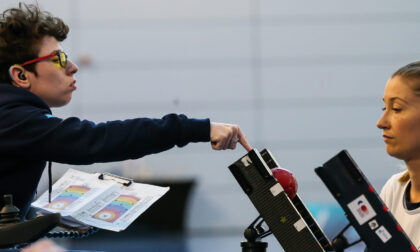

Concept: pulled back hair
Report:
left=391, top=61, right=420, bottom=183
left=393, top=61, right=420, bottom=79
left=392, top=61, right=420, bottom=94
left=0, top=3, right=69, bottom=83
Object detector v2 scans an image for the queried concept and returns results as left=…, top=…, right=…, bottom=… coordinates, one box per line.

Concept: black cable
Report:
left=48, top=161, right=52, bottom=203
left=46, top=226, right=99, bottom=239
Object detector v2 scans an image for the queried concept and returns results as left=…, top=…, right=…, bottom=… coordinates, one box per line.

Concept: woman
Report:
left=377, top=60, right=420, bottom=248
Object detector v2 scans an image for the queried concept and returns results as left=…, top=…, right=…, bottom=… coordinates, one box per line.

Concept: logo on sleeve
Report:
left=44, top=113, right=53, bottom=118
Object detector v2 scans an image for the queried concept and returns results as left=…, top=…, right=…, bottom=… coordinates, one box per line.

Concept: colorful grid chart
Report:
left=93, top=195, right=140, bottom=223
left=44, top=185, right=91, bottom=210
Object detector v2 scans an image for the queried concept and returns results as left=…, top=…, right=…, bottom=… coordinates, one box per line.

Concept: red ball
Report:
left=271, top=167, right=298, bottom=200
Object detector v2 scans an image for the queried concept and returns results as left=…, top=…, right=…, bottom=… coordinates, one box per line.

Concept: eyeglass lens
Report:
left=58, top=52, right=67, bottom=68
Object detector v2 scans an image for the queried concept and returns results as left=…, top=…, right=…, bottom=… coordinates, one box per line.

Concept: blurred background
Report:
left=1, top=0, right=420, bottom=251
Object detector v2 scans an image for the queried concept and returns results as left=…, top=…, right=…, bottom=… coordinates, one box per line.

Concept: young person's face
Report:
left=26, top=36, right=78, bottom=107
left=377, top=75, right=420, bottom=162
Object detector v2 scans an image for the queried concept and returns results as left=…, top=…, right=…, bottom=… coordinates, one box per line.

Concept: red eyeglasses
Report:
left=21, top=51, right=68, bottom=68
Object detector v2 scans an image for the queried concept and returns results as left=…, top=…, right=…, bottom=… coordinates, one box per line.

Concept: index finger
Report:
left=238, top=129, right=252, bottom=152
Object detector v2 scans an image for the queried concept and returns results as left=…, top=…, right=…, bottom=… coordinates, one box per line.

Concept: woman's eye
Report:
left=381, top=107, right=402, bottom=112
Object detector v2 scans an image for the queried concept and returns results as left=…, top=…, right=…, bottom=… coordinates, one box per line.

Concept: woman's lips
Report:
left=383, top=135, right=393, bottom=142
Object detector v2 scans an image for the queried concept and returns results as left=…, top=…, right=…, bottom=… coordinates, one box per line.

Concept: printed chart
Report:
left=93, top=195, right=140, bottom=223
left=45, top=185, right=91, bottom=210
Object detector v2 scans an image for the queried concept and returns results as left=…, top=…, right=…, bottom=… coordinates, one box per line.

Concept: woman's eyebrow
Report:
left=383, top=97, right=409, bottom=104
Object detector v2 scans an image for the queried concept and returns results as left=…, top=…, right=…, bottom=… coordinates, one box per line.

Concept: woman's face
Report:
left=377, top=75, right=420, bottom=162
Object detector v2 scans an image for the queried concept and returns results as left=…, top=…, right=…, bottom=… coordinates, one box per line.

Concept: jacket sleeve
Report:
left=0, top=105, right=210, bottom=164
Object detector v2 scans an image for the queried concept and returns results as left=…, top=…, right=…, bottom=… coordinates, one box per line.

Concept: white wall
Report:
left=2, top=0, right=420, bottom=232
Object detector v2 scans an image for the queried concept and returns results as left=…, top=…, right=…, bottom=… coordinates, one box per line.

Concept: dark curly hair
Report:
left=0, top=3, right=69, bottom=83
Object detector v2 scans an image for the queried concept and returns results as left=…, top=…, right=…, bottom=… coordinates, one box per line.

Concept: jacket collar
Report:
left=0, top=83, right=51, bottom=113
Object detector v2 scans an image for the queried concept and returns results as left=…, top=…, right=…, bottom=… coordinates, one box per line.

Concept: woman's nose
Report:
left=377, top=112, right=389, bottom=129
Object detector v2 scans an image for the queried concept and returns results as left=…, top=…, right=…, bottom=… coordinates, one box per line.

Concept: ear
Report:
left=8, top=64, right=31, bottom=89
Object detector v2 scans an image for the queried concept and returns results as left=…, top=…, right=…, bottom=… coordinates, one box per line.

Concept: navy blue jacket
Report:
left=0, top=84, right=210, bottom=218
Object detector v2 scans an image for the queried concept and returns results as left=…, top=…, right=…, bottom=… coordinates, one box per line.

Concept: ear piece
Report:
left=18, top=72, right=26, bottom=80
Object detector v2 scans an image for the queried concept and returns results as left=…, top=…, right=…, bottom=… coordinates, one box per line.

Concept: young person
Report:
left=0, top=3, right=251, bottom=220
left=377, top=60, right=420, bottom=248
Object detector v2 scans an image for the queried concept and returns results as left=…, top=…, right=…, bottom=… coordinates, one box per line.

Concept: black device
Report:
left=18, top=72, right=26, bottom=80
left=0, top=194, right=61, bottom=248
left=229, top=149, right=334, bottom=252
left=315, top=150, right=418, bottom=252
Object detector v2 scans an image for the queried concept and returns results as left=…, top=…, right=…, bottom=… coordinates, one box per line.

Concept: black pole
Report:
left=241, top=241, right=268, bottom=252
left=240, top=222, right=269, bottom=252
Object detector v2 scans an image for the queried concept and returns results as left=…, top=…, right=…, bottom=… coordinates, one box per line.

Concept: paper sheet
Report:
left=32, top=169, right=169, bottom=232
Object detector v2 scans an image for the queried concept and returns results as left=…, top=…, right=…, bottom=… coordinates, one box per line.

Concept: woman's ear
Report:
left=8, top=64, right=31, bottom=89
